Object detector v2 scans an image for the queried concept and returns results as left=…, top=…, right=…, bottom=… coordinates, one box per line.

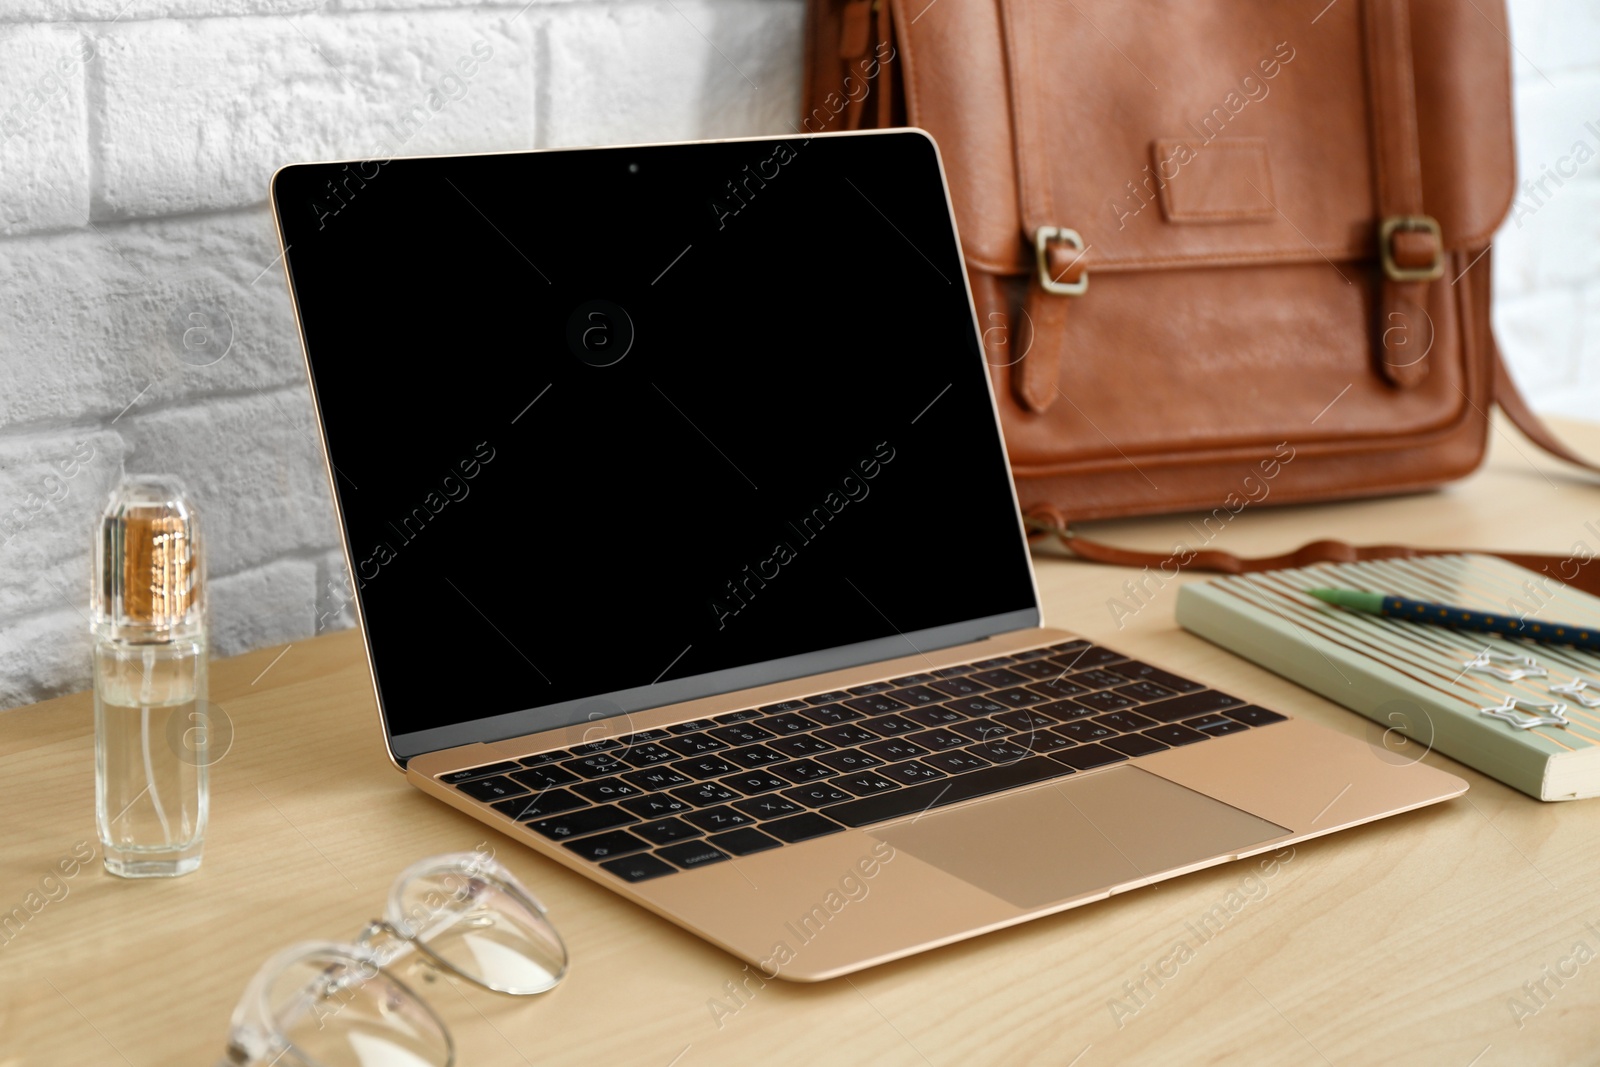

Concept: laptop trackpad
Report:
left=872, top=767, right=1289, bottom=909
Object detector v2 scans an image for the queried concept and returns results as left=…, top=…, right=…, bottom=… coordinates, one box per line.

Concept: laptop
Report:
left=270, top=130, right=1467, bottom=982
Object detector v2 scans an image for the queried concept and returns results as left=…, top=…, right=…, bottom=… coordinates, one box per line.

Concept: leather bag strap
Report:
left=1365, top=0, right=1441, bottom=387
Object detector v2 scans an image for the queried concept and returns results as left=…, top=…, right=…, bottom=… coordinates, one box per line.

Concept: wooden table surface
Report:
left=3, top=416, right=1599, bottom=1067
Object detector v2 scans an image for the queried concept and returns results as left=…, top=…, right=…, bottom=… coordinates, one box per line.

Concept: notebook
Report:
left=1176, top=554, right=1600, bottom=801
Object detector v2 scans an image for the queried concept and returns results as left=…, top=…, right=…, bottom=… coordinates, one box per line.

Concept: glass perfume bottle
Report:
left=92, top=476, right=208, bottom=878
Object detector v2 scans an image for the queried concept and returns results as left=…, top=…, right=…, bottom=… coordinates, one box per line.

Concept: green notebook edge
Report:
left=1175, top=559, right=1598, bottom=802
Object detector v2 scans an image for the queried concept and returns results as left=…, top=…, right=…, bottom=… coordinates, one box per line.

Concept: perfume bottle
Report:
left=92, top=476, right=208, bottom=878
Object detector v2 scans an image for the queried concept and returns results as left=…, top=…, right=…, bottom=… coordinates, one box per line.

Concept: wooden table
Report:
left=4, top=416, right=1599, bottom=1066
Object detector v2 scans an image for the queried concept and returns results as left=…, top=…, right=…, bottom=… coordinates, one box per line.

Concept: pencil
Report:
left=1307, top=588, right=1600, bottom=653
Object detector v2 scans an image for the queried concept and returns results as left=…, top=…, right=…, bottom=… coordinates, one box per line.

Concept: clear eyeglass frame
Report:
left=219, top=851, right=569, bottom=1067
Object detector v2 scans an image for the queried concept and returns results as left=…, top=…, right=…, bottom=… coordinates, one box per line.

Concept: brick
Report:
left=0, top=0, right=319, bottom=20
left=313, top=546, right=356, bottom=636
left=94, top=11, right=534, bottom=219
left=0, top=429, right=126, bottom=620
left=1492, top=290, right=1583, bottom=405
left=117, top=389, right=341, bottom=576
left=544, top=0, right=803, bottom=147
left=0, top=208, right=308, bottom=429
left=0, top=605, right=89, bottom=711
left=0, top=25, right=91, bottom=235
left=210, top=558, right=318, bottom=658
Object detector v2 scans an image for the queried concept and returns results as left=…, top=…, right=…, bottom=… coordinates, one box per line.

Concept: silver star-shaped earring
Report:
left=1479, top=696, right=1571, bottom=730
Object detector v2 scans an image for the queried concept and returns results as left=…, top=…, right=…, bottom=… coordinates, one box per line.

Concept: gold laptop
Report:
left=271, top=130, right=1466, bottom=981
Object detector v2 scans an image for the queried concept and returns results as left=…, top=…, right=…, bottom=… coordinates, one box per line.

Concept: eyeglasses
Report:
left=219, top=851, right=568, bottom=1067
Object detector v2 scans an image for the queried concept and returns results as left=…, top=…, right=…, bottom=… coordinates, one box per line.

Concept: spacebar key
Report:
left=824, top=757, right=1072, bottom=828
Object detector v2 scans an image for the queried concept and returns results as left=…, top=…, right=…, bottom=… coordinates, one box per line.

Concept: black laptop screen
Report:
left=273, top=132, right=1038, bottom=755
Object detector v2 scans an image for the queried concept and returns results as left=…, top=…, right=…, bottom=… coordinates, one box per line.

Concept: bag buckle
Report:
left=1035, top=227, right=1089, bottom=296
left=1379, top=215, right=1444, bottom=282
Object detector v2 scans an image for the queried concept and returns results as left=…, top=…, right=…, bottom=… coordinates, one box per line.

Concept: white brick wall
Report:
left=0, top=0, right=1590, bottom=710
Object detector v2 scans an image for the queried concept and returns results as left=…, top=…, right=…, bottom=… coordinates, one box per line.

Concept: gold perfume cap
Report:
left=94, top=475, right=203, bottom=639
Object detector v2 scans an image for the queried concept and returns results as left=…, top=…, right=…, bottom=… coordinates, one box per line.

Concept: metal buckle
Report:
left=1035, top=227, right=1089, bottom=296
left=1379, top=215, right=1444, bottom=282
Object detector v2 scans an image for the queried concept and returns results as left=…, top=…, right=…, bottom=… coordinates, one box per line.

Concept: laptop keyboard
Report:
left=439, top=641, right=1286, bottom=883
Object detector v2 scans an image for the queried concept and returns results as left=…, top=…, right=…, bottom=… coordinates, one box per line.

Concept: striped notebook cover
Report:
left=1175, top=554, right=1600, bottom=801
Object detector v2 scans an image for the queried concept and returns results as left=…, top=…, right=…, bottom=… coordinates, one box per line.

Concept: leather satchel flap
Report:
left=902, top=0, right=1516, bottom=276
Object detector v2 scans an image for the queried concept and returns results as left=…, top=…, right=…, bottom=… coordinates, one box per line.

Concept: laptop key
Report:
left=620, top=793, right=692, bottom=818
left=909, top=728, right=973, bottom=752
left=632, top=817, right=702, bottom=846
left=623, top=729, right=672, bottom=743
left=1055, top=721, right=1114, bottom=743
left=929, top=676, right=989, bottom=698
left=817, top=750, right=884, bottom=772
left=492, top=788, right=586, bottom=820
left=764, top=812, right=846, bottom=843
left=662, top=732, right=730, bottom=756
left=708, top=723, right=774, bottom=746
left=947, top=696, right=1006, bottom=717
left=879, top=760, right=947, bottom=785
left=806, top=691, right=852, bottom=705
left=887, top=685, right=944, bottom=706
left=824, top=757, right=1071, bottom=828
left=656, top=841, right=730, bottom=869
left=844, top=694, right=907, bottom=715
left=814, top=724, right=876, bottom=746
left=1049, top=744, right=1128, bottom=771
left=782, top=784, right=853, bottom=807
left=1020, top=730, right=1077, bottom=753
left=511, top=764, right=579, bottom=789
left=1141, top=691, right=1246, bottom=723
left=988, top=686, right=1051, bottom=708
left=1225, top=706, right=1287, bottom=727
left=726, top=744, right=788, bottom=768
left=1094, top=711, right=1157, bottom=733
left=766, top=734, right=834, bottom=757
left=440, top=761, right=520, bottom=785
left=712, top=709, right=765, bottom=724
left=1186, top=715, right=1250, bottom=736
left=1103, top=734, right=1171, bottom=758
left=528, top=805, right=637, bottom=841
left=568, top=739, right=622, bottom=756
left=673, top=756, right=739, bottom=779
left=1115, top=681, right=1176, bottom=704
left=1012, top=647, right=1055, bottom=660
left=921, top=749, right=991, bottom=774
left=1009, top=659, right=1068, bottom=680
left=902, top=704, right=966, bottom=727
left=682, top=805, right=753, bottom=832
left=862, top=738, right=931, bottom=762
left=860, top=714, right=921, bottom=736
left=771, top=759, right=837, bottom=783
left=600, top=853, right=676, bottom=883
left=837, top=771, right=899, bottom=796
left=931, top=665, right=972, bottom=679
left=621, top=767, right=692, bottom=792
left=972, top=656, right=1015, bottom=670
left=710, top=828, right=783, bottom=856
left=760, top=699, right=812, bottom=714
left=1144, top=724, right=1210, bottom=746
left=968, top=739, right=1034, bottom=764
left=563, top=754, right=628, bottom=778
left=1028, top=678, right=1089, bottom=699
left=992, top=709, right=1056, bottom=733
left=572, top=777, right=642, bottom=803
left=563, top=830, right=648, bottom=861
left=1107, top=661, right=1203, bottom=693
left=671, top=783, right=742, bottom=807
left=847, top=681, right=896, bottom=695
left=890, top=672, right=937, bottom=685
left=1037, top=699, right=1098, bottom=722
left=804, top=703, right=864, bottom=725
left=456, top=776, right=526, bottom=802
left=972, top=668, right=1028, bottom=687
left=669, top=719, right=718, bottom=734
left=764, top=713, right=820, bottom=734
left=734, top=795, right=803, bottom=819
left=518, top=752, right=565, bottom=767
left=1073, top=691, right=1137, bottom=714
left=1059, top=646, right=1128, bottom=669
left=1067, top=669, right=1129, bottom=690
left=719, top=771, right=788, bottom=795
left=618, top=742, right=679, bottom=767
left=951, top=719, right=1013, bottom=742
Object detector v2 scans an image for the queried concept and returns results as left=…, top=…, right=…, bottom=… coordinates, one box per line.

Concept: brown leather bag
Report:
left=803, top=0, right=1600, bottom=588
